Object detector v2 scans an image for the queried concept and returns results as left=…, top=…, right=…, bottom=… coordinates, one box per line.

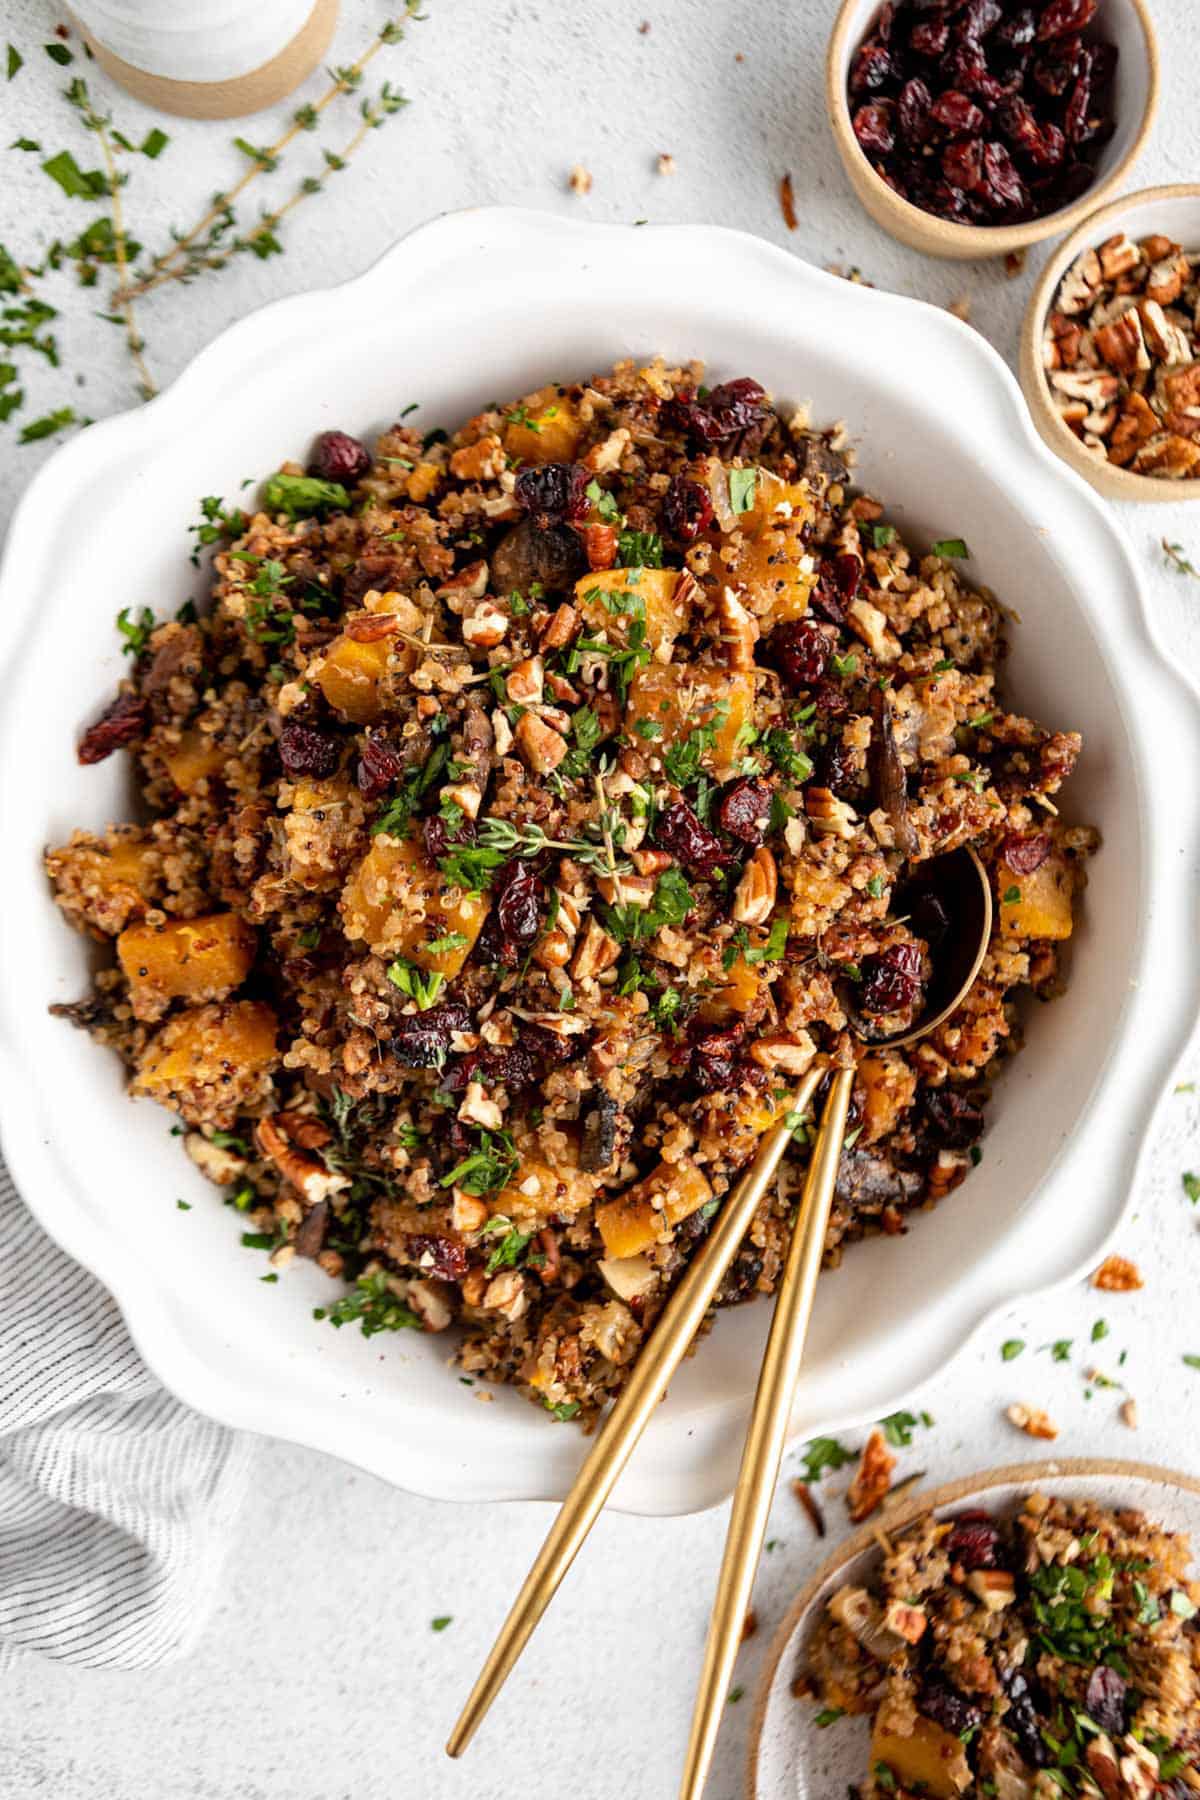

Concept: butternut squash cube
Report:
left=626, top=664, right=754, bottom=775
left=46, top=829, right=158, bottom=937
left=133, top=1000, right=278, bottom=1128
left=575, top=566, right=691, bottom=654
left=160, top=729, right=225, bottom=793
left=726, top=472, right=816, bottom=627
left=315, top=633, right=397, bottom=724
left=698, top=954, right=763, bottom=1024
left=855, top=1053, right=917, bottom=1145
left=869, top=1714, right=971, bottom=1799
left=496, top=1154, right=596, bottom=1225
left=117, top=912, right=257, bottom=1020
left=998, top=848, right=1075, bottom=941
left=502, top=386, right=582, bottom=464
left=595, top=1155, right=713, bottom=1259
left=341, top=834, right=488, bottom=976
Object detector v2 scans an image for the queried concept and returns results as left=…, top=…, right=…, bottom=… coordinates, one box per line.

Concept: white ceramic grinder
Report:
left=67, top=0, right=340, bottom=119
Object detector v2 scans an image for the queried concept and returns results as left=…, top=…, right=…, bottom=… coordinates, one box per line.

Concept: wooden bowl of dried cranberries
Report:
left=826, top=0, right=1159, bottom=260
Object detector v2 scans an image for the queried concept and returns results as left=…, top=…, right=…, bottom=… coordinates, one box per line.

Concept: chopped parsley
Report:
left=431, top=1615, right=453, bottom=1632
left=1001, top=1338, right=1025, bottom=1361
left=480, top=1216, right=534, bottom=1273
left=868, top=523, right=896, bottom=549
left=830, top=650, right=858, bottom=678
left=814, top=1707, right=845, bottom=1728
left=546, top=1399, right=581, bottom=1422
left=314, top=1270, right=420, bottom=1337
left=662, top=703, right=728, bottom=787
left=931, top=537, right=969, bottom=560
left=386, top=960, right=445, bottom=1011
left=1091, top=1319, right=1109, bottom=1343
left=728, top=467, right=758, bottom=514
left=19, top=406, right=74, bottom=443
left=557, top=704, right=603, bottom=781
left=585, top=478, right=620, bottom=522
left=604, top=866, right=693, bottom=946
left=116, top=605, right=155, bottom=657
left=763, top=725, right=813, bottom=784
left=879, top=1409, right=932, bottom=1447
left=797, top=1436, right=856, bottom=1483
left=616, top=528, right=663, bottom=568
left=260, top=472, right=349, bottom=518
left=1002, top=884, right=1021, bottom=904
left=442, top=1132, right=520, bottom=1199
left=1183, top=1172, right=1200, bottom=1205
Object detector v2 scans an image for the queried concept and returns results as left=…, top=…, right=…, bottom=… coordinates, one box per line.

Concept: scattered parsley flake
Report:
left=116, top=605, right=155, bottom=656
left=6, top=44, right=22, bottom=80
left=44, top=41, right=73, bottom=66
left=932, top=537, right=969, bottom=560
left=798, top=1435, right=855, bottom=1483
left=431, top=1615, right=453, bottom=1632
left=260, top=471, right=349, bottom=518
left=19, top=406, right=74, bottom=443
left=869, top=523, right=896, bottom=549
left=1183, top=1172, right=1200, bottom=1205
left=728, top=467, right=758, bottom=514
left=1001, top=1338, right=1025, bottom=1361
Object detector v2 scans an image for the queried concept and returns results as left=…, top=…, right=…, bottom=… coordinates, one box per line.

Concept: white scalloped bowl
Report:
left=1, top=209, right=1197, bottom=1516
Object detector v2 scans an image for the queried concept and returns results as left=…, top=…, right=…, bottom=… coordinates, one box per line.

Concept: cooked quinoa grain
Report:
left=48, top=359, right=1095, bottom=1423
left=804, top=1492, right=1200, bottom=1798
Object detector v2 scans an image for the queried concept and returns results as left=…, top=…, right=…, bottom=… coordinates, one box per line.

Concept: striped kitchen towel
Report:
left=0, top=1160, right=253, bottom=1669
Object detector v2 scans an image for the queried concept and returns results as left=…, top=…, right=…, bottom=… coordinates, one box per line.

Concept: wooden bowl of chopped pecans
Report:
left=1020, top=183, right=1200, bottom=501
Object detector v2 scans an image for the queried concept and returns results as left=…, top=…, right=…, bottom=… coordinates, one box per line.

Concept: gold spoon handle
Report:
left=678, top=1064, right=855, bottom=1800
left=445, top=1064, right=825, bottom=1760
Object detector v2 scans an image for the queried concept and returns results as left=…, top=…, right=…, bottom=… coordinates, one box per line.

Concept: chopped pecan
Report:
left=1097, top=233, right=1140, bottom=283
left=1093, top=309, right=1150, bottom=377
left=846, top=1428, right=895, bottom=1522
left=506, top=655, right=545, bottom=706
left=732, top=846, right=777, bottom=926
left=1006, top=1402, right=1058, bottom=1440
left=462, top=602, right=509, bottom=649
left=1092, top=1253, right=1143, bottom=1291
left=1107, top=393, right=1159, bottom=466
left=583, top=523, right=618, bottom=570
left=1131, top=433, right=1200, bottom=478
left=514, top=712, right=568, bottom=774
left=719, top=586, right=758, bottom=672
left=539, top=603, right=580, bottom=651
left=571, top=917, right=620, bottom=982
left=345, top=611, right=401, bottom=642
left=256, top=1116, right=349, bottom=1206
left=449, top=436, right=505, bottom=482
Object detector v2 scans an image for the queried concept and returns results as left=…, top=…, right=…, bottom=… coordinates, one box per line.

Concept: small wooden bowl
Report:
left=1020, top=182, right=1200, bottom=503
left=748, top=1457, right=1200, bottom=1798
left=826, top=0, right=1160, bottom=262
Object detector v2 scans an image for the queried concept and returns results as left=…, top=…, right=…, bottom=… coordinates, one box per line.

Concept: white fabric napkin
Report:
left=0, top=1160, right=252, bottom=1669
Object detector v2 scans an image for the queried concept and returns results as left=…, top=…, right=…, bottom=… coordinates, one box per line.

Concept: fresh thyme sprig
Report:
left=64, top=77, right=156, bottom=398
left=476, top=813, right=628, bottom=880
left=116, top=8, right=425, bottom=304
left=1163, top=539, right=1200, bottom=580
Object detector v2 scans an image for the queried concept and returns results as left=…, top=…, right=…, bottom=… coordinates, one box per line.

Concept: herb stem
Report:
left=93, top=108, right=156, bottom=399
left=115, top=10, right=423, bottom=304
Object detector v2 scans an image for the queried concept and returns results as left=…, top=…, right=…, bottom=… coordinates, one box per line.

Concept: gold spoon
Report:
left=447, top=845, right=992, bottom=1771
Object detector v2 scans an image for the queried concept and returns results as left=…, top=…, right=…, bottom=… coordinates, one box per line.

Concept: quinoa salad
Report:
left=800, top=1491, right=1200, bottom=1797
left=47, top=358, right=1095, bottom=1425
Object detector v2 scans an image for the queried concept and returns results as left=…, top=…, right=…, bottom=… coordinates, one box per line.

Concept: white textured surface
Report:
left=1, top=1, right=1199, bottom=1796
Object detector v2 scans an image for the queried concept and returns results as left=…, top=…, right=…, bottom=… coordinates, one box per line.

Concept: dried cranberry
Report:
left=898, top=76, right=935, bottom=142
left=523, top=1021, right=580, bottom=1067
left=1032, top=38, right=1083, bottom=96
left=356, top=734, right=406, bottom=801
left=860, top=941, right=925, bottom=1016
left=910, top=17, right=949, bottom=57
left=513, top=461, right=589, bottom=522
left=1064, top=67, right=1094, bottom=143
left=691, top=1024, right=744, bottom=1093
left=831, top=551, right=864, bottom=601
left=853, top=100, right=897, bottom=156
left=422, top=814, right=448, bottom=862
left=662, top=475, right=715, bottom=542
left=849, top=40, right=894, bottom=93
left=918, top=1678, right=983, bottom=1737
left=945, top=1509, right=1001, bottom=1567
left=404, top=1233, right=469, bottom=1281
left=1002, top=1669, right=1050, bottom=1769
left=981, top=139, right=1027, bottom=213
left=1084, top=1666, right=1126, bottom=1736
left=717, top=778, right=773, bottom=846
left=768, top=619, right=830, bottom=688
left=813, top=679, right=851, bottom=718
left=957, top=0, right=1001, bottom=41
left=943, top=137, right=985, bottom=190
left=995, top=7, right=1036, bottom=48
left=279, top=719, right=340, bottom=779
left=77, top=691, right=148, bottom=764
left=309, top=429, right=370, bottom=484
left=668, top=378, right=768, bottom=446
left=391, top=996, right=472, bottom=1068
left=1002, top=831, right=1051, bottom=875
left=931, top=88, right=985, bottom=133
left=482, top=858, right=543, bottom=965
left=925, top=1086, right=985, bottom=1150
left=1037, top=0, right=1096, bottom=41
left=653, top=799, right=729, bottom=879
